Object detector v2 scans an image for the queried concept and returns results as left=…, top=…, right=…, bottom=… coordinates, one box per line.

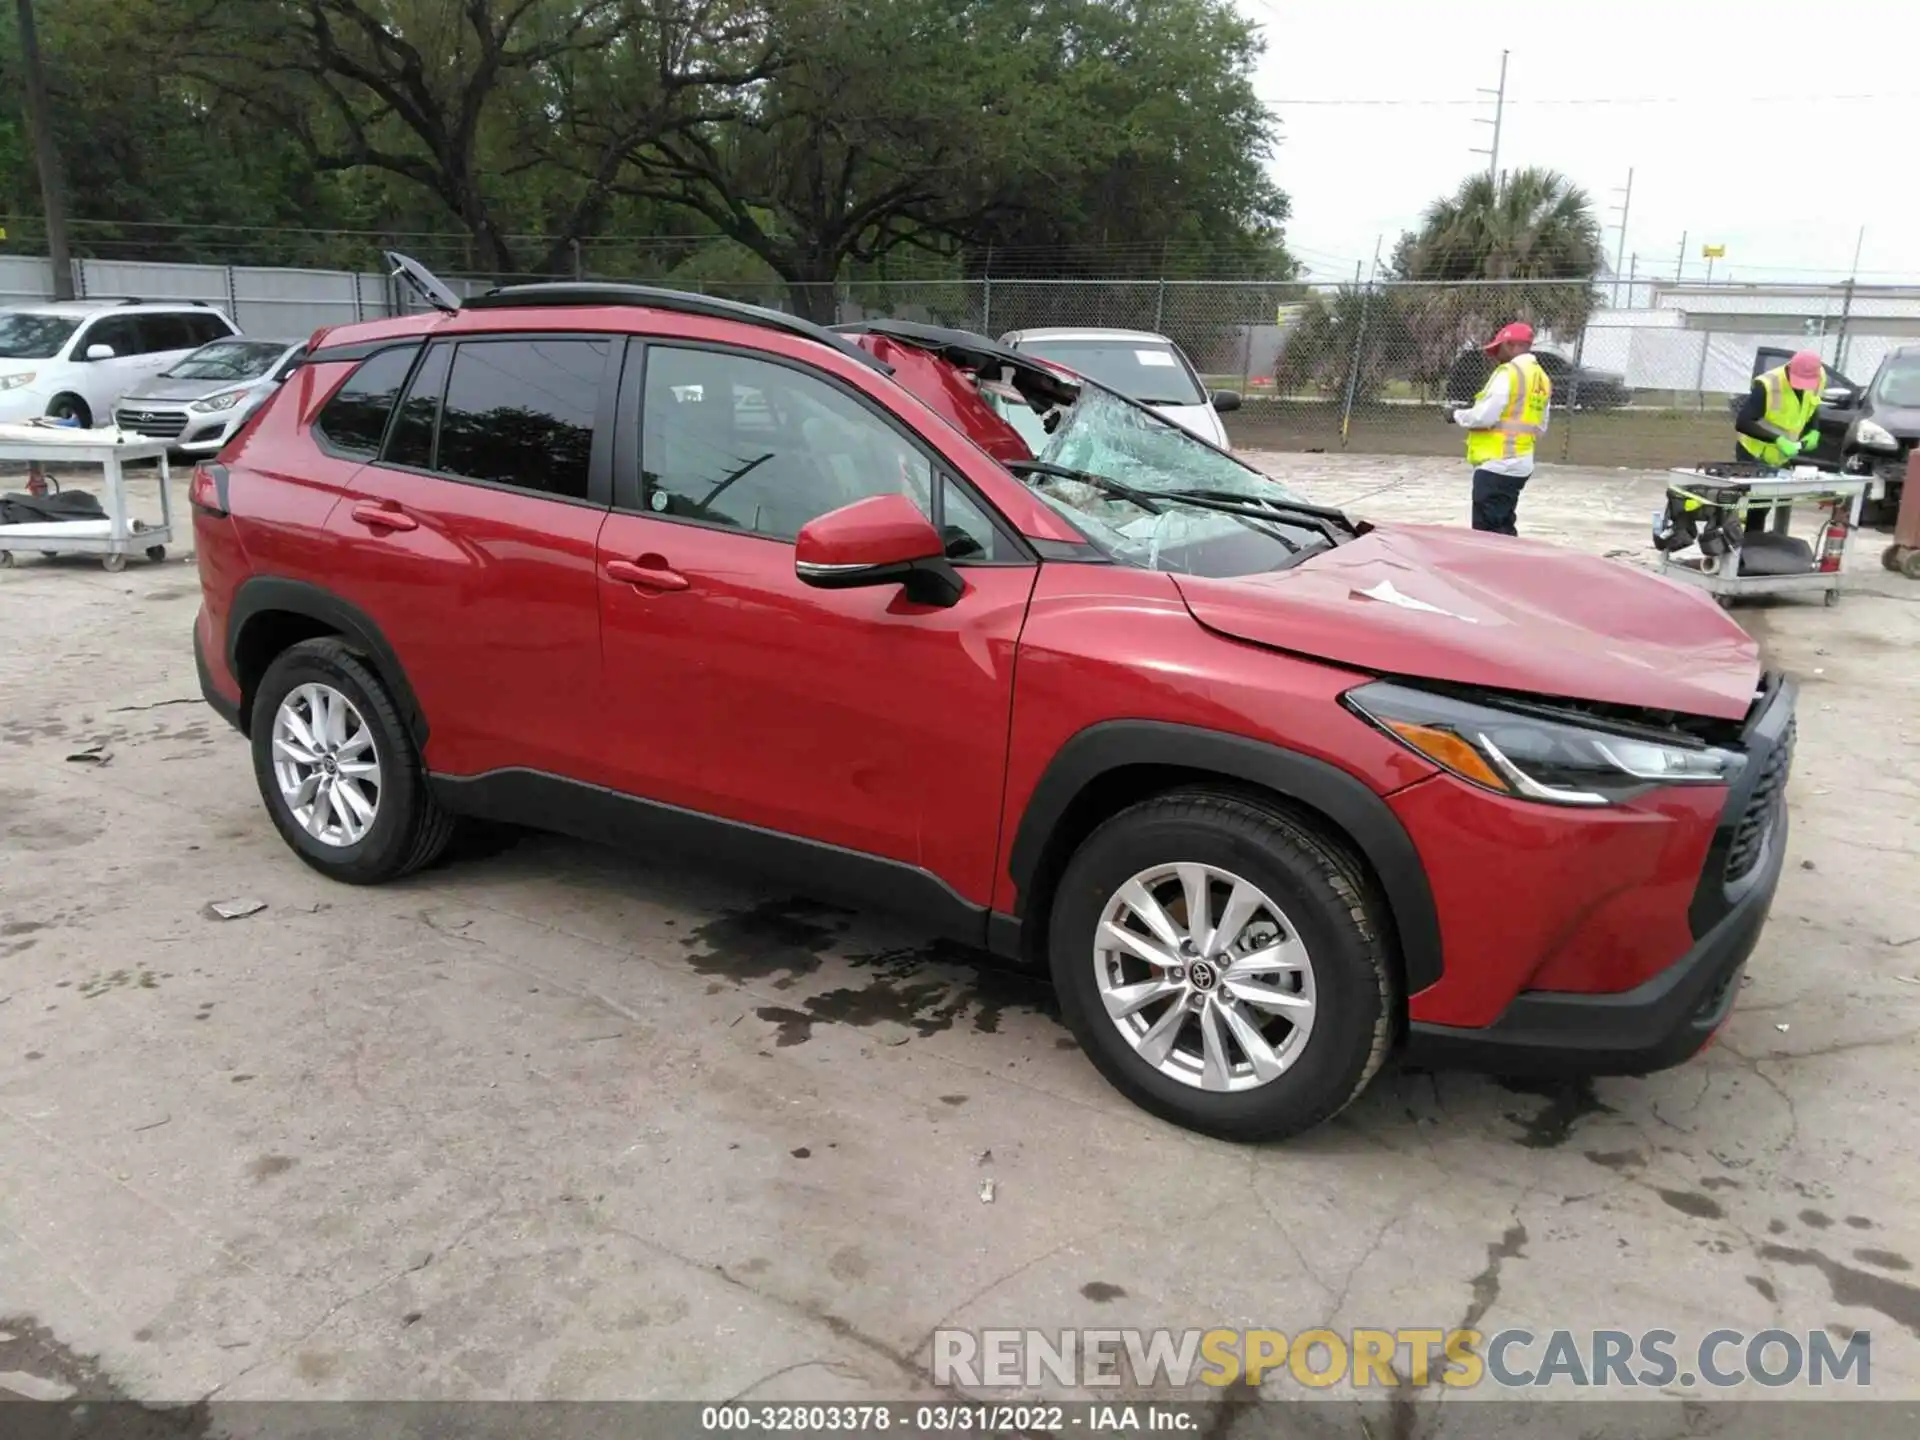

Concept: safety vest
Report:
left=1465, top=354, right=1552, bottom=466
left=1737, top=363, right=1825, bottom=468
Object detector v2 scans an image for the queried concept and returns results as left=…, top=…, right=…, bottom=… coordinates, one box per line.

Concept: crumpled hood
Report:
left=1173, top=524, right=1762, bottom=721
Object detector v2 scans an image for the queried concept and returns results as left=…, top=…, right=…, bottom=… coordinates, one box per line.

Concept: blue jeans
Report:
left=1471, top=469, right=1528, bottom=535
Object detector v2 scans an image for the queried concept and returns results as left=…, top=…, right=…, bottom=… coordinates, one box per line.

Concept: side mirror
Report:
left=795, top=494, right=962, bottom=607
left=1210, top=389, right=1242, bottom=414
left=85, top=343, right=117, bottom=361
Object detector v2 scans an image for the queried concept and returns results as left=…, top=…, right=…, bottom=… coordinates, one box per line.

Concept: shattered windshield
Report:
left=164, top=340, right=289, bottom=381
left=992, top=381, right=1340, bottom=577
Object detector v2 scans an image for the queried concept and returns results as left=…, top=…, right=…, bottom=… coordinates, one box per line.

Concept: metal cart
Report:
left=1658, top=465, right=1866, bottom=608
left=0, top=426, right=175, bottom=572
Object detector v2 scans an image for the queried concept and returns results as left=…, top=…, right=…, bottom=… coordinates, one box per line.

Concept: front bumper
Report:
left=1403, top=676, right=1795, bottom=1077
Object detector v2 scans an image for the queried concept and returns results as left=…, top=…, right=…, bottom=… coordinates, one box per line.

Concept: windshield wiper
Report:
left=1007, top=459, right=1165, bottom=513
left=1157, top=488, right=1353, bottom=543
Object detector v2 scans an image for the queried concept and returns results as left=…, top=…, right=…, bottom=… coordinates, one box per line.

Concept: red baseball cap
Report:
left=1484, top=321, right=1534, bottom=353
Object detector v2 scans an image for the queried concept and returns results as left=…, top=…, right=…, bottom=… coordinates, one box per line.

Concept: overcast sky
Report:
left=1235, top=0, right=1919, bottom=286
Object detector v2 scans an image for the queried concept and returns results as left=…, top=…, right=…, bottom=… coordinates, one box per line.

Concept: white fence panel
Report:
left=232, top=266, right=368, bottom=338
left=77, top=259, right=229, bottom=310
left=0, top=255, right=56, bottom=305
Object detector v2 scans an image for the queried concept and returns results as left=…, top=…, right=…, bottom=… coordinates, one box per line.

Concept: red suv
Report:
left=190, top=263, right=1795, bottom=1140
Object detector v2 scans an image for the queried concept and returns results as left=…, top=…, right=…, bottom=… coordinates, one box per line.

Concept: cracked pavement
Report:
left=1, top=457, right=1917, bottom=1420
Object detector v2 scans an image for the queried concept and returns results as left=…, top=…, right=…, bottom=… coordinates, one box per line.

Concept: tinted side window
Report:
left=436, top=339, right=606, bottom=501
left=314, top=346, right=418, bottom=460
left=78, top=315, right=139, bottom=357
left=384, top=344, right=449, bottom=470
left=641, top=346, right=934, bottom=541
left=190, top=313, right=236, bottom=345
left=137, top=314, right=196, bottom=354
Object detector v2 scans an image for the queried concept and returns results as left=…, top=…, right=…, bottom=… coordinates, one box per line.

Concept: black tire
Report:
left=249, top=638, right=454, bottom=884
left=1048, top=790, right=1394, bottom=1142
left=46, top=393, right=92, bottom=428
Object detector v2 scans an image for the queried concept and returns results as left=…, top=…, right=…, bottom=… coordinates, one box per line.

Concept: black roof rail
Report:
left=462, top=282, right=889, bottom=374
left=102, top=297, right=211, bottom=307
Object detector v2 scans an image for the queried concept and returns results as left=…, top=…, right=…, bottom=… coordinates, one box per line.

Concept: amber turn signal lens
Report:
left=1384, top=721, right=1510, bottom=793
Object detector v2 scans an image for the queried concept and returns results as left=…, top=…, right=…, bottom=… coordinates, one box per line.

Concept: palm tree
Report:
left=1396, top=168, right=1605, bottom=283
left=1385, top=168, right=1606, bottom=387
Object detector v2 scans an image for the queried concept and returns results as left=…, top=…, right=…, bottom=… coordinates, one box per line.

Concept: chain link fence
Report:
left=5, top=248, right=1912, bottom=470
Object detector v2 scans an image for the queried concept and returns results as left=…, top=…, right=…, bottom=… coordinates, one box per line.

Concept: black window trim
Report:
left=356, top=331, right=622, bottom=511
left=311, top=340, right=424, bottom=463
left=614, top=337, right=1036, bottom=567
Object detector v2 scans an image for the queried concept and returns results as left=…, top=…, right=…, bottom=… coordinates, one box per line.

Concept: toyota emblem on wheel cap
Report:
left=1187, top=959, right=1218, bottom=991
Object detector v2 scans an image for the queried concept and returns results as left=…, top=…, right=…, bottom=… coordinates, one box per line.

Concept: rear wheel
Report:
left=249, top=638, right=454, bottom=883
left=1048, top=791, right=1394, bottom=1142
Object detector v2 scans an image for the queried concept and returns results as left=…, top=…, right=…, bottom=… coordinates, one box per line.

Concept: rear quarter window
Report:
left=313, top=346, right=419, bottom=459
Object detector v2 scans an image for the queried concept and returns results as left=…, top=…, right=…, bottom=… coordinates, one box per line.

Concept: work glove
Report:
left=1775, top=436, right=1802, bottom=460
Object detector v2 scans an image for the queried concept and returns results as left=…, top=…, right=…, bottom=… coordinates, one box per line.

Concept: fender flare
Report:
left=1005, top=720, right=1442, bottom=993
left=227, top=576, right=428, bottom=746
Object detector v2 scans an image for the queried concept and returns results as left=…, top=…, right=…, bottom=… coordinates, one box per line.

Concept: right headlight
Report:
left=1853, top=418, right=1899, bottom=451
left=0, top=372, right=37, bottom=391
left=1347, top=681, right=1742, bottom=807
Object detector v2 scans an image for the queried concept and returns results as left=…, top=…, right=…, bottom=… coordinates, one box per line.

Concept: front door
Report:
left=595, top=342, right=1038, bottom=910
left=325, top=334, right=617, bottom=779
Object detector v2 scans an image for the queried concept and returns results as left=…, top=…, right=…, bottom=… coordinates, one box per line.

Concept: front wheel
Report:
left=1048, top=791, right=1395, bottom=1142
left=250, top=638, right=454, bottom=883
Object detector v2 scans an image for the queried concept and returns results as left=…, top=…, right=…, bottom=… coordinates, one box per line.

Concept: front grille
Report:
left=1725, top=718, right=1794, bottom=883
left=115, top=408, right=188, bottom=438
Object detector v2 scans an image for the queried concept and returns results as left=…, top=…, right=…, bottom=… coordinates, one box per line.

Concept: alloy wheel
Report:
left=1093, top=862, right=1316, bottom=1092
left=271, top=682, right=381, bottom=847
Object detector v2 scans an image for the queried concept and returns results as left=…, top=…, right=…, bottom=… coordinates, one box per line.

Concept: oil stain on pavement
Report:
left=685, top=896, right=1059, bottom=1047
left=0, top=1315, right=207, bottom=1432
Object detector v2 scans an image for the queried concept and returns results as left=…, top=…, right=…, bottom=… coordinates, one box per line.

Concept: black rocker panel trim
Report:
left=430, top=768, right=1000, bottom=950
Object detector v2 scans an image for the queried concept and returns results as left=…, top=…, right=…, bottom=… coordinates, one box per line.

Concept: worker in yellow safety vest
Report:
left=1450, top=321, right=1553, bottom=535
left=1734, top=350, right=1826, bottom=468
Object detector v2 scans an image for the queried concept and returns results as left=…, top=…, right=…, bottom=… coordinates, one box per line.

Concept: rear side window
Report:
left=135, top=314, right=195, bottom=353
left=435, top=338, right=607, bottom=500
left=383, top=344, right=450, bottom=470
left=188, top=312, right=236, bottom=345
left=314, top=346, right=418, bottom=460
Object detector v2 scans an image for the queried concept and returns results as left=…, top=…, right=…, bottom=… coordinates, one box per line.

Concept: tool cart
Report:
left=0, top=425, right=175, bottom=572
left=1653, top=462, right=1866, bottom=608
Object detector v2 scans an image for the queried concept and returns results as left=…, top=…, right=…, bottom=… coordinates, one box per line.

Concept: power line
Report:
left=1266, top=91, right=1920, bottom=107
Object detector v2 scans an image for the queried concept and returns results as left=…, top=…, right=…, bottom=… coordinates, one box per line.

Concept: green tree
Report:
left=614, top=0, right=1292, bottom=320
left=183, top=0, right=778, bottom=276
left=1386, top=168, right=1605, bottom=386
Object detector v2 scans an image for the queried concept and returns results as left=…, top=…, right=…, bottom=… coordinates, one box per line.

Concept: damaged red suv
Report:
left=190, top=257, right=1794, bottom=1140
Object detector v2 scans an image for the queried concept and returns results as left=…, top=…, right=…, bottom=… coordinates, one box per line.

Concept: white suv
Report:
left=0, top=300, right=241, bottom=429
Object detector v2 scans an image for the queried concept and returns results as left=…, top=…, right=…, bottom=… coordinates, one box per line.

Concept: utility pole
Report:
left=1609, top=168, right=1633, bottom=307
left=14, top=0, right=73, bottom=299
left=1472, top=50, right=1509, bottom=182
left=1674, top=231, right=1687, bottom=284
left=1627, top=253, right=1638, bottom=308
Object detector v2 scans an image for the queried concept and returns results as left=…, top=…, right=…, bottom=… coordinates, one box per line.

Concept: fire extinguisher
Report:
left=25, top=462, right=48, bottom=498
left=1817, top=498, right=1851, bottom=574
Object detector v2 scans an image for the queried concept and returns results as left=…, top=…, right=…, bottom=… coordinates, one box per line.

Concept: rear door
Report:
left=326, top=333, right=618, bottom=778
left=593, top=340, right=1038, bottom=907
